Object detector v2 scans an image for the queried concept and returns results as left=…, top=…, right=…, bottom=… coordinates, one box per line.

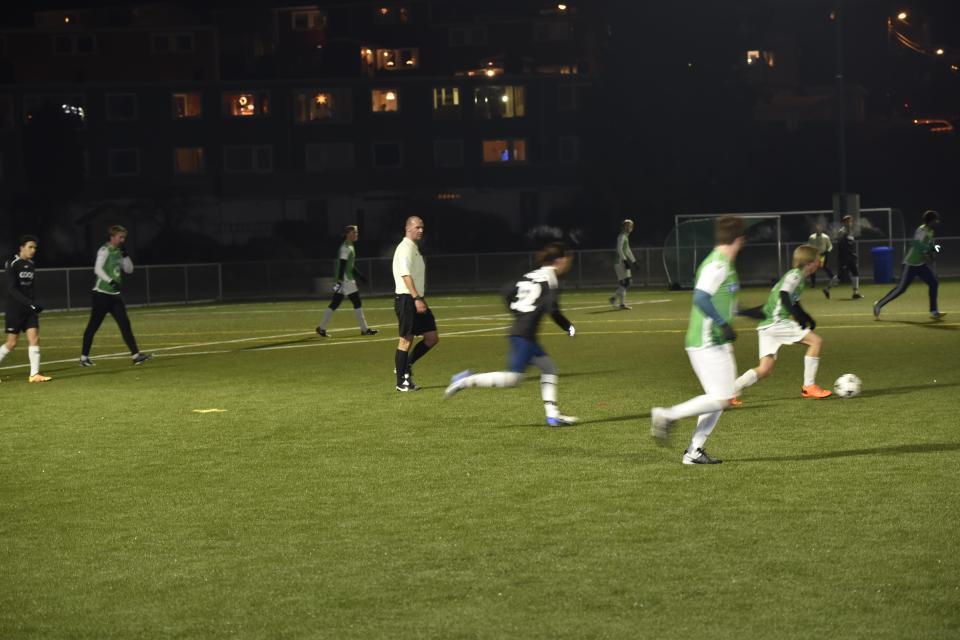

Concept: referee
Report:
left=392, top=216, right=439, bottom=391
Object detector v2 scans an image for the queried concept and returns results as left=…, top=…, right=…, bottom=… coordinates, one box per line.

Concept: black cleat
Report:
left=361, top=328, right=379, bottom=336
left=682, top=447, right=722, bottom=465
left=132, top=353, right=153, bottom=365
left=852, top=292, right=863, bottom=299
left=316, top=327, right=328, bottom=337
left=79, top=356, right=95, bottom=367
left=822, top=287, right=830, bottom=300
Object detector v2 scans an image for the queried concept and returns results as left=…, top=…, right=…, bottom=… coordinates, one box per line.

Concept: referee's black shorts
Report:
left=395, top=294, right=437, bottom=337
left=839, top=259, right=859, bottom=278
left=5, top=304, right=39, bottom=334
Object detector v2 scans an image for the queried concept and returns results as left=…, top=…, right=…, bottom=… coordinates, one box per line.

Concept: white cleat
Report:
left=443, top=369, right=473, bottom=399
left=650, top=407, right=674, bottom=446
left=546, top=414, right=578, bottom=427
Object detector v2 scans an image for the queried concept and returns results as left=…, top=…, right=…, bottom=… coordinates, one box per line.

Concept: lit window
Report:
left=375, top=48, right=418, bottom=71
left=474, top=86, right=525, bottom=119
left=223, top=92, right=270, bottom=117
left=174, top=147, right=205, bottom=174
left=432, top=87, right=460, bottom=118
left=23, top=94, right=86, bottom=127
left=106, top=94, right=138, bottom=121
left=372, top=142, right=402, bottom=168
left=374, top=4, right=411, bottom=24
left=305, top=143, right=355, bottom=171
left=224, top=145, right=273, bottom=173
left=482, top=139, right=527, bottom=164
left=173, top=92, right=202, bottom=119
left=371, top=89, right=399, bottom=112
left=746, top=50, right=775, bottom=67
left=107, top=148, right=140, bottom=177
left=295, top=90, right=351, bottom=123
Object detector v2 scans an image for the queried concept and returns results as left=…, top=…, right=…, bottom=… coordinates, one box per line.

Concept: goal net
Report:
left=663, top=208, right=902, bottom=288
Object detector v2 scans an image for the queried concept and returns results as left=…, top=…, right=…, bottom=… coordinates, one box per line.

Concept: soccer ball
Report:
left=833, top=373, right=861, bottom=398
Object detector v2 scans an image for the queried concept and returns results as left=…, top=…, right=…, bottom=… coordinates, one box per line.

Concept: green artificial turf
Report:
left=1, top=282, right=958, bottom=639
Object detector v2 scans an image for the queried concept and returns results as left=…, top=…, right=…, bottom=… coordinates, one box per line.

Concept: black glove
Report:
left=109, top=279, right=121, bottom=292
left=719, top=322, right=737, bottom=342
left=622, top=259, right=631, bottom=270
left=121, top=247, right=128, bottom=258
left=30, top=304, right=43, bottom=314
left=736, top=305, right=766, bottom=320
left=797, top=313, right=816, bottom=330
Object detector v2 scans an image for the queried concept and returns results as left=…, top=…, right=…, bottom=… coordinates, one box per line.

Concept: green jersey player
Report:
left=650, top=216, right=746, bottom=465
left=873, top=210, right=946, bottom=320
left=609, top=219, right=637, bottom=310
left=316, top=225, right=378, bottom=337
left=734, top=245, right=832, bottom=400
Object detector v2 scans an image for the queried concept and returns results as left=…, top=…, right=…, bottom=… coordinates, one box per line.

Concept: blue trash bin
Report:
left=871, top=246, right=893, bottom=284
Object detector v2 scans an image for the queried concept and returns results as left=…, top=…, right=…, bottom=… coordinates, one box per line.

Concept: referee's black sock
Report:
left=406, top=341, right=432, bottom=372
left=395, top=350, right=409, bottom=386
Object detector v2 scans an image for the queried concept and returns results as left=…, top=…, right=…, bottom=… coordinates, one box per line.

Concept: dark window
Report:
left=372, top=142, right=402, bottom=168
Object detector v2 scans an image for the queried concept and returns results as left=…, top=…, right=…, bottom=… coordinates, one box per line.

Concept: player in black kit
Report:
left=443, top=243, right=578, bottom=426
left=825, top=215, right=863, bottom=299
left=1, top=235, right=52, bottom=382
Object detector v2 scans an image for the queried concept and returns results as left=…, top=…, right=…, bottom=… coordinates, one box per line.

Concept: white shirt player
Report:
left=392, top=237, right=425, bottom=296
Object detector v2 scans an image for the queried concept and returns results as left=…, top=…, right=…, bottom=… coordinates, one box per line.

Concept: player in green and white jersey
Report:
left=316, top=225, right=378, bottom=337
left=734, top=245, right=832, bottom=400
left=609, top=219, right=637, bottom=310
left=650, top=216, right=746, bottom=465
left=874, top=210, right=946, bottom=320
left=79, top=225, right=151, bottom=366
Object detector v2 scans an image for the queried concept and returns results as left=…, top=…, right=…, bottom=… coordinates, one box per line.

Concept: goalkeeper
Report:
left=316, top=225, right=378, bottom=337
left=734, top=245, right=832, bottom=399
left=807, top=221, right=835, bottom=293
left=608, top=219, right=637, bottom=310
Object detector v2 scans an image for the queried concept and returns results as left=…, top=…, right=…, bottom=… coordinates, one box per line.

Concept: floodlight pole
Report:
left=834, top=2, right=849, bottom=218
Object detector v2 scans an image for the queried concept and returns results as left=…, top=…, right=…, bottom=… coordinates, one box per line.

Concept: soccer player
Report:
left=873, top=210, right=946, bottom=320
left=807, top=222, right=835, bottom=294
left=1, top=235, right=52, bottom=382
left=650, top=216, right=746, bottom=465
left=733, top=245, right=832, bottom=400
left=316, top=225, right=378, bottom=337
left=392, top=216, right=439, bottom=391
left=825, top=214, right=862, bottom=299
left=79, top=225, right=152, bottom=366
left=609, top=219, right=637, bottom=310
left=444, top=243, right=578, bottom=426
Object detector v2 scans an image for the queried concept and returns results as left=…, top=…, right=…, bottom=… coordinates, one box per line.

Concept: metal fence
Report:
left=2, top=238, right=957, bottom=310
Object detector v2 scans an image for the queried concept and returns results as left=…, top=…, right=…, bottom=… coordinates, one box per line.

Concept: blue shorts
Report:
left=507, top=336, right=547, bottom=373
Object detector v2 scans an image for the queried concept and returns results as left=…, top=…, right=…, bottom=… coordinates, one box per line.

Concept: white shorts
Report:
left=614, top=264, right=632, bottom=281
left=757, top=320, right=809, bottom=358
left=339, top=279, right=359, bottom=296
left=685, top=343, right=737, bottom=401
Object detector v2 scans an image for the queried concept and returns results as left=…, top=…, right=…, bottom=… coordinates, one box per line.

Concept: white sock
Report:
left=28, top=345, right=40, bottom=376
left=803, top=356, right=820, bottom=387
left=319, top=308, right=334, bottom=331
left=734, top=368, right=758, bottom=393
left=541, top=373, right=559, bottom=418
left=353, top=308, right=369, bottom=332
left=465, top=371, right=522, bottom=389
left=0, top=344, right=9, bottom=365
left=689, top=410, right=723, bottom=451
left=852, top=276, right=860, bottom=291
left=664, top=394, right=725, bottom=421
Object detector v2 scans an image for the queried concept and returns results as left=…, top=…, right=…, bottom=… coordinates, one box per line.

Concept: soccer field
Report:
left=2, top=282, right=959, bottom=639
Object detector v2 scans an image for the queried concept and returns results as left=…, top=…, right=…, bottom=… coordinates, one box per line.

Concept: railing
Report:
left=1, top=238, right=957, bottom=310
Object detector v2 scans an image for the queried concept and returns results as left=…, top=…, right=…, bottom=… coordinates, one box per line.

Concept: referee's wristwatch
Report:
left=414, top=296, right=425, bottom=302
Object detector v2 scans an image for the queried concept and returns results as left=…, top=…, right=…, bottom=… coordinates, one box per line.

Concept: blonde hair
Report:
left=621, top=219, right=634, bottom=232
left=793, top=244, right=819, bottom=269
left=108, top=225, right=127, bottom=237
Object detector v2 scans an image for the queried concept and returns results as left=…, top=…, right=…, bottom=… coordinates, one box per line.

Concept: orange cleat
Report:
left=729, top=396, right=742, bottom=407
left=801, top=384, right=832, bottom=398
left=28, top=373, right=52, bottom=383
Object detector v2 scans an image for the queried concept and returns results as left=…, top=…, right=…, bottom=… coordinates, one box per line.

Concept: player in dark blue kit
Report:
left=443, top=243, right=578, bottom=426
left=1, top=235, right=52, bottom=382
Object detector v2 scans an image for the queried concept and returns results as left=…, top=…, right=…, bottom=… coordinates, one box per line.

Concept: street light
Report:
left=935, top=48, right=945, bottom=56
left=897, top=11, right=908, bottom=21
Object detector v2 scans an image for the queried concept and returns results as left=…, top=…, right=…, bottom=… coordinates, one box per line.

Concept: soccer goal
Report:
left=663, top=207, right=902, bottom=288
